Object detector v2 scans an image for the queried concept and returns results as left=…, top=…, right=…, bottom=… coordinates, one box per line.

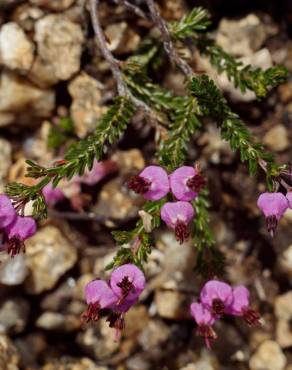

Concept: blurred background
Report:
left=0, top=0, right=291, bottom=369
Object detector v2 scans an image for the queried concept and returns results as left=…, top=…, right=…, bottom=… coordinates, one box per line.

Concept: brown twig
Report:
left=89, top=0, right=160, bottom=120
left=113, top=0, right=148, bottom=20
left=145, top=0, right=193, bottom=77
left=90, top=0, right=128, bottom=96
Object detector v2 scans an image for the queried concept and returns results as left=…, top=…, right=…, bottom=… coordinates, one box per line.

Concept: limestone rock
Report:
left=0, top=335, right=20, bottom=370
left=41, top=358, right=108, bottom=370
left=155, top=290, right=190, bottom=320
left=263, top=125, right=289, bottom=152
left=34, top=14, right=84, bottom=81
left=29, top=0, right=75, bottom=11
left=0, top=22, right=35, bottom=71
left=249, top=340, right=287, bottom=370
left=76, top=320, right=119, bottom=360
left=0, top=71, right=55, bottom=127
left=24, top=225, right=77, bottom=294
left=29, top=56, right=60, bottom=87
left=36, top=312, right=80, bottom=331
left=0, top=299, right=29, bottom=334
left=104, top=22, right=140, bottom=55
left=0, top=254, right=28, bottom=286
left=68, top=72, right=107, bottom=138
left=278, top=244, right=292, bottom=278
left=11, top=4, right=44, bottom=32
left=0, top=138, right=11, bottom=192
left=93, top=178, right=140, bottom=225
left=216, top=14, right=278, bottom=57
left=274, top=292, right=292, bottom=348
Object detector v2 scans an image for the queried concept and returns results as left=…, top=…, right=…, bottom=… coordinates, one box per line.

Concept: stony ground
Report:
left=0, top=1, right=291, bottom=369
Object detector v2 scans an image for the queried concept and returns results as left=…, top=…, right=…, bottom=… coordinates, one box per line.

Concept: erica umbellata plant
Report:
left=2, top=0, right=291, bottom=346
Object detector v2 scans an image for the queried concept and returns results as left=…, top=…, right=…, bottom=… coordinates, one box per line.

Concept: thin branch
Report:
left=89, top=0, right=160, bottom=120
left=145, top=0, right=193, bottom=77
left=113, top=0, right=148, bottom=20
left=90, top=0, right=128, bottom=96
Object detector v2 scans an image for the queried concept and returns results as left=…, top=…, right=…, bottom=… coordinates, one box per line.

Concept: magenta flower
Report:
left=82, top=279, right=118, bottom=323
left=110, top=263, right=146, bottom=305
left=286, top=191, right=292, bottom=209
left=170, top=166, right=206, bottom=201
left=257, top=192, right=288, bottom=237
left=128, top=165, right=169, bottom=200
left=227, top=286, right=261, bottom=327
left=78, top=159, right=117, bottom=186
left=200, top=280, right=233, bottom=318
left=0, top=194, right=17, bottom=229
left=190, top=302, right=217, bottom=348
left=160, top=201, right=195, bottom=244
left=108, top=264, right=146, bottom=341
left=42, top=183, right=65, bottom=207
left=4, top=216, right=37, bottom=257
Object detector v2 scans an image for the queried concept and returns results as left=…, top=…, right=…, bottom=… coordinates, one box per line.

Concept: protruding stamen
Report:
left=196, top=324, right=217, bottom=349
left=7, top=236, right=25, bottom=258
left=174, top=220, right=189, bottom=244
left=81, top=302, right=101, bottom=323
left=266, top=215, right=277, bottom=238
left=242, top=307, right=261, bottom=327
left=107, top=312, right=125, bottom=341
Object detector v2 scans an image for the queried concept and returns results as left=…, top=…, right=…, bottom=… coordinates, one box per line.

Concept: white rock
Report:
left=274, top=292, right=292, bottom=348
left=68, top=72, right=107, bottom=138
left=216, top=14, right=278, bottom=57
left=0, top=71, right=55, bottom=126
left=25, top=226, right=77, bottom=294
left=0, top=138, right=11, bottom=192
left=263, top=125, right=289, bottom=152
left=34, top=14, right=84, bottom=80
left=0, top=22, right=34, bottom=71
left=278, top=244, right=292, bottom=278
left=249, top=340, right=287, bottom=370
left=29, top=0, right=75, bottom=11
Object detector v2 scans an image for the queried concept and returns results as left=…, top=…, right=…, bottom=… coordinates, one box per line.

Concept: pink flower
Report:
left=0, top=194, right=17, bottom=229
left=170, top=166, right=206, bottom=201
left=128, top=165, right=169, bottom=201
left=82, top=280, right=118, bottom=323
left=227, top=286, right=261, bottom=327
left=286, top=191, right=292, bottom=209
left=4, top=216, right=37, bottom=257
left=110, top=263, right=146, bottom=305
left=257, top=192, right=288, bottom=237
left=190, top=302, right=217, bottom=348
left=160, top=201, right=195, bottom=244
left=43, top=183, right=65, bottom=207
left=107, top=264, right=146, bottom=341
left=200, top=280, right=233, bottom=318
left=77, top=159, right=117, bottom=186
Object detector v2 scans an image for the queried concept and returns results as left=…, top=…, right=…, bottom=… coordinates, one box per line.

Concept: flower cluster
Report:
left=257, top=191, right=292, bottom=237
left=0, top=194, right=37, bottom=257
left=191, top=280, right=260, bottom=348
left=83, top=263, right=145, bottom=340
left=43, top=159, right=117, bottom=209
left=128, top=165, right=206, bottom=243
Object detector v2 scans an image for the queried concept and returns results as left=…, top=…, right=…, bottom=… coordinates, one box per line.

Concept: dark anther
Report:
left=174, top=220, right=189, bottom=244
left=186, top=174, right=206, bottom=193
left=128, top=175, right=151, bottom=194
left=81, top=302, right=101, bottom=323
left=211, top=298, right=225, bottom=317
left=266, top=215, right=277, bottom=238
